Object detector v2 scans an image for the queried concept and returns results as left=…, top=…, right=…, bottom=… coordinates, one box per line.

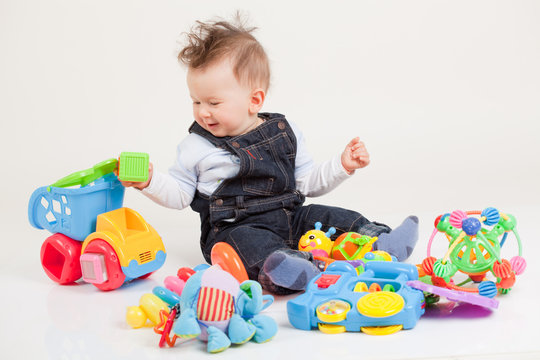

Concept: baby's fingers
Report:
left=120, top=180, right=135, bottom=187
left=346, top=137, right=360, bottom=149
left=352, top=141, right=367, bottom=153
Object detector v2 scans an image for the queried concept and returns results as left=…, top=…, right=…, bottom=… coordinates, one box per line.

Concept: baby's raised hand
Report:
left=341, top=137, right=370, bottom=174
left=116, top=162, right=154, bottom=190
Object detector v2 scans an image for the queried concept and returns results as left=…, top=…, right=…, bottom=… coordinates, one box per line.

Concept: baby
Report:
left=121, top=16, right=419, bottom=294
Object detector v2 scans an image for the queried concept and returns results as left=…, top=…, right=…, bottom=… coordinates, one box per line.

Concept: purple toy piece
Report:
left=407, top=280, right=499, bottom=309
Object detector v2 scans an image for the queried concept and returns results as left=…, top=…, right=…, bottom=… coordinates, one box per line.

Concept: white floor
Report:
left=2, top=206, right=540, bottom=360
left=2, top=1, right=539, bottom=358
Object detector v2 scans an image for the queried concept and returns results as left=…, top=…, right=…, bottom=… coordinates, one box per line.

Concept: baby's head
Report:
left=179, top=16, right=270, bottom=137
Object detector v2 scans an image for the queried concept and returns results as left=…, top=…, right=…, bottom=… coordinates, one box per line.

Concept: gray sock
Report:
left=262, top=250, right=321, bottom=291
left=375, top=215, right=419, bottom=261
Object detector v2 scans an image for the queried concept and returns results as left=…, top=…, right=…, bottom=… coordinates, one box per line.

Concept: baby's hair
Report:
left=178, top=13, right=270, bottom=92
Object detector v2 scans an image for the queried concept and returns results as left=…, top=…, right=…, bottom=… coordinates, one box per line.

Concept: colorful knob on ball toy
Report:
left=462, top=217, right=481, bottom=236
left=478, top=281, right=498, bottom=298
left=492, top=259, right=513, bottom=279
left=421, top=257, right=437, bottom=276
left=481, top=207, right=500, bottom=226
left=499, top=272, right=516, bottom=289
left=434, top=213, right=451, bottom=229
left=510, top=256, right=526, bottom=275
left=431, top=276, right=448, bottom=288
left=434, top=214, right=443, bottom=228
left=449, top=210, right=468, bottom=229
left=433, top=259, right=458, bottom=280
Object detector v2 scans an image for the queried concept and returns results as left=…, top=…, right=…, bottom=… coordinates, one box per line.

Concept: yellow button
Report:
left=357, top=292, right=404, bottom=318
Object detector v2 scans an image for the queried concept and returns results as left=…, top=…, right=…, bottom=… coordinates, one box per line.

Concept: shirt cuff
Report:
left=141, top=171, right=160, bottom=195
left=333, top=154, right=354, bottom=178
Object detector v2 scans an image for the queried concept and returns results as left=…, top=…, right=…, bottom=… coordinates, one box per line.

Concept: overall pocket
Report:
left=241, top=133, right=295, bottom=196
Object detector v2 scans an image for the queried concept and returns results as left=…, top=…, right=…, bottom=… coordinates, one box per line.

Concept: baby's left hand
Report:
left=341, top=137, right=370, bottom=174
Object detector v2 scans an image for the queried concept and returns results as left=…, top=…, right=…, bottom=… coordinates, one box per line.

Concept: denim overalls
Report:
left=189, top=113, right=391, bottom=282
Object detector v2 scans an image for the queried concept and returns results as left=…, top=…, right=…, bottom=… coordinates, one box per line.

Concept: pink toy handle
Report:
left=426, top=227, right=438, bottom=258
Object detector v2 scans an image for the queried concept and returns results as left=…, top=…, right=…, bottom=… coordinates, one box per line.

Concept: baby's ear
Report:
left=249, top=88, right=265, bottom=114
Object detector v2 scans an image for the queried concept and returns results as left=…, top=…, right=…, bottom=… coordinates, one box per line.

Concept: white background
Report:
left=1, top=1, right=539, bottom=359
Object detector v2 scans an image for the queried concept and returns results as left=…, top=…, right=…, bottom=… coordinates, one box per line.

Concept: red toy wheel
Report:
left=40, top=233, right=82, bottom=284
left=82, top=239, right=126, bottom=291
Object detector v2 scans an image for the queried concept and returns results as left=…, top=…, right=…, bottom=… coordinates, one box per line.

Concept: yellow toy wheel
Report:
left=357, top=292, right=404, bottom=318
left=318, top=323, right=347, bottom=334
left=361, top=324, right=403, bottom=335
left=316, top=300, right=351, bottom=323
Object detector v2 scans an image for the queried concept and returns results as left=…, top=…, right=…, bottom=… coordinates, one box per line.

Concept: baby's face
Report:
left=187, top=58, right=260, bottom=137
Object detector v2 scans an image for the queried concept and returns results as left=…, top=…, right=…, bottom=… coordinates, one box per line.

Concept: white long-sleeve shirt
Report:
left=142, top=121, right=351, bottom=209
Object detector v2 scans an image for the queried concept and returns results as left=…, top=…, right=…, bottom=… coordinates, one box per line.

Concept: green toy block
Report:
left=119, top=152, right=149, bottom=182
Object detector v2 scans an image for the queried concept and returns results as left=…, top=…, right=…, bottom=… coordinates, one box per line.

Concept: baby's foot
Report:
left=262, top=250, right=321, bottom=291
left=375, top=215, right=419, bottom=261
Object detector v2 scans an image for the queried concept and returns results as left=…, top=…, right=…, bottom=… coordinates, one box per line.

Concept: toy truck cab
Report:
left=80, top=207, right=166, bottom=290
left=287, top=261, right=425, bottom=335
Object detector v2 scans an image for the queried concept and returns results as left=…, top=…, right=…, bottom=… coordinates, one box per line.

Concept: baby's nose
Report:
left=198, top=106, right=211, bottom=118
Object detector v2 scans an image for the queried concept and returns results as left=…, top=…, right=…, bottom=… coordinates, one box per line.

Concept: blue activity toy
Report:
left=287, top=261, right=425, bottom=335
